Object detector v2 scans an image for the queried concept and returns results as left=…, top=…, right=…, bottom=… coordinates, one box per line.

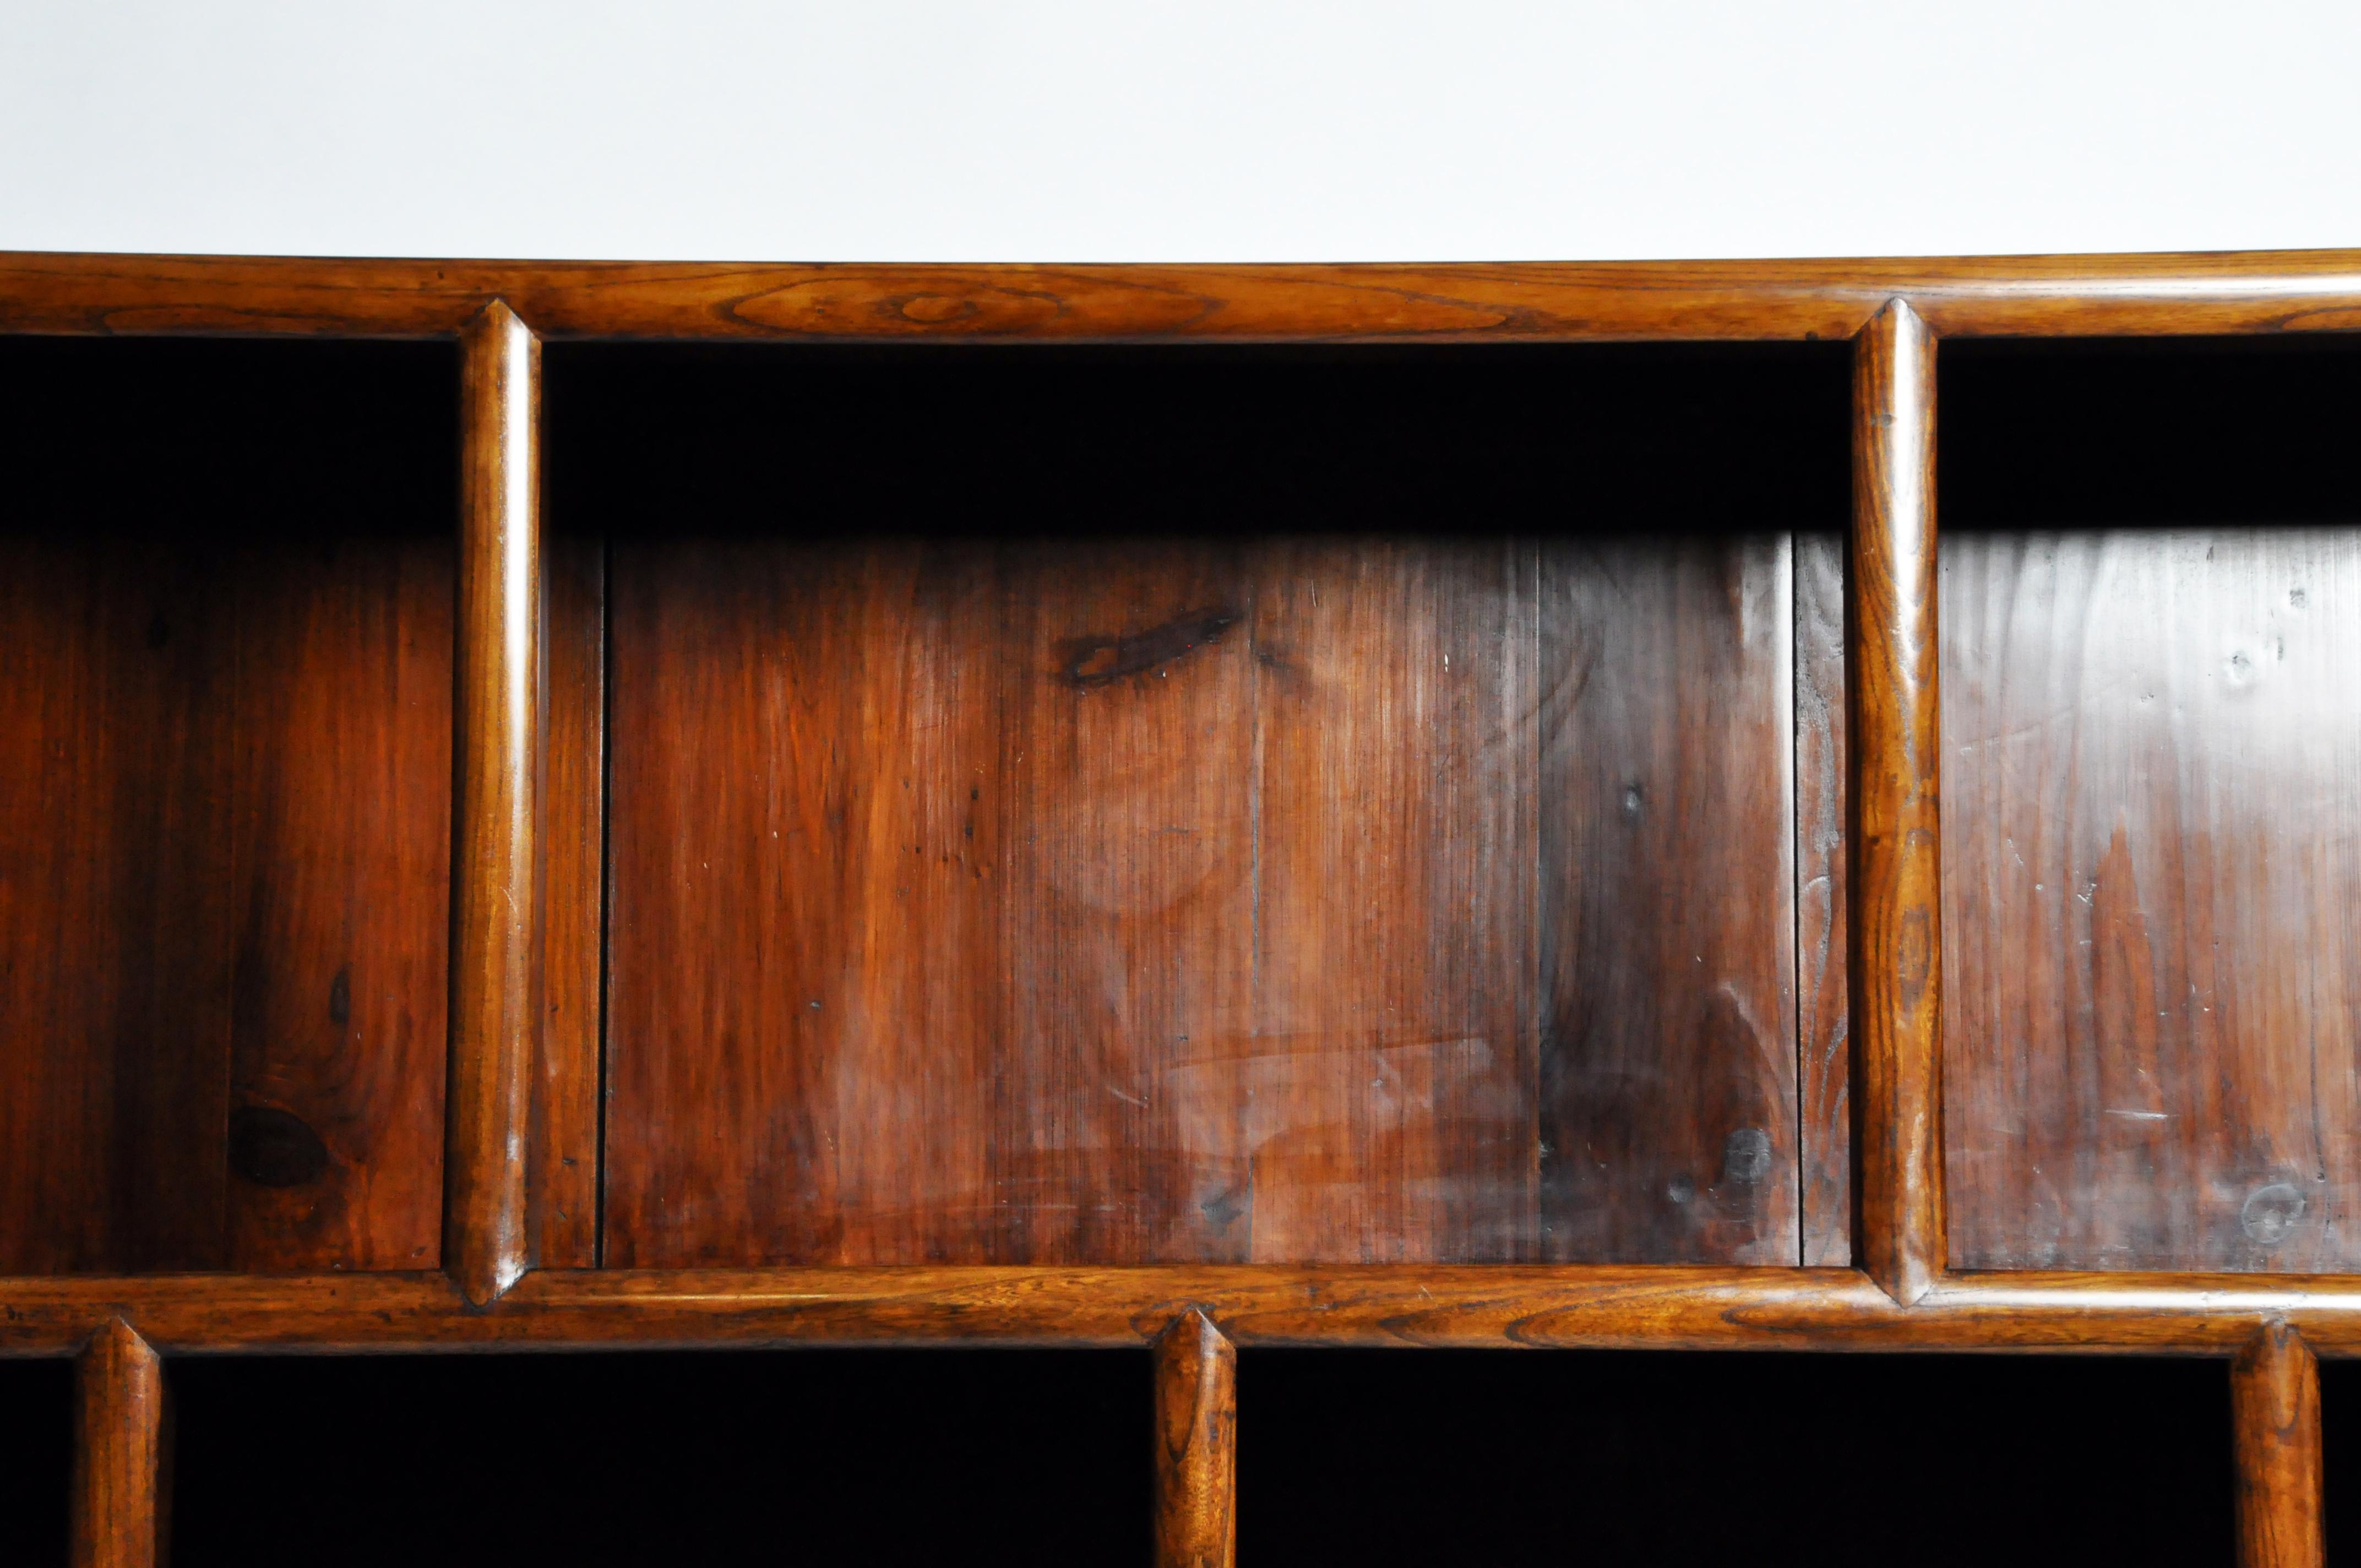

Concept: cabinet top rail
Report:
left=4, top=249, right=2360, bottom=342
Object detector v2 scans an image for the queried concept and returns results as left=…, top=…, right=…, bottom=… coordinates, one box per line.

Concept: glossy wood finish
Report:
left=1539, top=535, right=1798, bottom=1264
left=1850, top=300, right=1945, bottom=1304
left=1944, top=530, right=2361, bottom=1272
left=2231, top=1324, right=2324, bottom=1568
left=447, top=301, right=542, bottom=1304
left=1794, top=531, right=1852, bottom=1266
left=7, top=251, right=2361, bottom=342
left=534, top=532, right=604, bottom=1268
left=71, top=1319, right=167, bottom=1568
left=1153, top=1309, right=1237, bottom=1568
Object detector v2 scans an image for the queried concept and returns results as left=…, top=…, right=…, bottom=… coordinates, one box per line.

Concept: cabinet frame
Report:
left=9, top=249, right=2359, bottom=1567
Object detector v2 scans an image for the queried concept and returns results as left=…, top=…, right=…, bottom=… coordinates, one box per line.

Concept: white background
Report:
left=5, top=0, right=2357, bottom=263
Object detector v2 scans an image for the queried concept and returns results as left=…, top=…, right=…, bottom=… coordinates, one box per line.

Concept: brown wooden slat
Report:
left=6, top=251, right=2361, bottom=342
left=1537, top=534, right=1798, bottom=1264
left=534, top=532, right=604, bottom=1268
left=0, top=536, right=233, bottom=1273
left=1153, top=1309, right=1238, bottom=1568
left=70, top=1319, right=167, bottom=1568
left=224, top=535, right=452, bottom=1270
left=1944, top=530, right=2361, bottom=1272
left=1794, top=531, right=1852, bottom=1266
left=446, top=301, right=542, bottom=1304
left=2232, top=1323, right=2325, bottom=1568
left=22, top=1263, right=2361, bottom=1353
left=1850, top=298, right=1945, bottom=1304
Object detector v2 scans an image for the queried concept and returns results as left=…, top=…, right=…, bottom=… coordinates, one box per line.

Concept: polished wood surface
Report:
left=0, top=339, right=453, bottom=1275
left=1539, top=535, right=1798, bottom=1264
left=1850, top=300, right=1945, bottom=1304
left=1152, top=1309, right=1237, bottom=1568
left=6, top=250, right=2361, bottom=342
left=1794, top=531, right=1852, bottom=1266
left=446, top=301, right=542, bottom=1304
left=1944, top=529, right=2361, bottom=1272
left=71, top=1319, right=167, bottom=1568
left=2231, top=1323, right=2324, bottom=1568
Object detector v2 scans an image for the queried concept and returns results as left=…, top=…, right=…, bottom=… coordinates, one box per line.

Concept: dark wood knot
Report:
left=228, top=1105, right=330, bottom=1188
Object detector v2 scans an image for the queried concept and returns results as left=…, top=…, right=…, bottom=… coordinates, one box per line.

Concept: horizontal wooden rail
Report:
left=13, top=1266, right=2361, bottom=1355
left=4, top=251, right=2361, bottom=342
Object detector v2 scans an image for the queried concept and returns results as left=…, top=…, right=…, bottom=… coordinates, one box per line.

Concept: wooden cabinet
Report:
left=2, top=251, right=2358, bottom=1565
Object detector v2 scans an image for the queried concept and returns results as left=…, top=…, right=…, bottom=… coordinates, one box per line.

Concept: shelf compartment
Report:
left=0, top=339, right=456, bottom=1274
left=1941, top=338, right=2361, bottom=1273
left=554, top=341, right=1850, bottom=1267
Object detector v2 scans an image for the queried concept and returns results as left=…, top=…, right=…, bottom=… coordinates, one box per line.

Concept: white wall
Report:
left=5, top=0, right=2357, bottom=263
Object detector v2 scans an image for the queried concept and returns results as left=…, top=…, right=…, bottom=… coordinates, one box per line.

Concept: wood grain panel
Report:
left=995, top=543, right=1257, bottom=1264
left=606, top=530, right=1814, bottom=1266
left=1944, top=529, right=2361, bottom=1272
left=1794, top=531, right=1852, bottom=1266
left=605, top=538, right=1548, bottom=1265
left=534, top=532, right=605, bottom=1268
left=223, top=537, right=452, bottom=1270
left=0, top=535, right=233, bottom=1273
left=1538, top=535, right=1798, bottom=1264
left=603, top=541, right=1014, bottom=1265
left=1247, top=538, right=1537, bottom=1262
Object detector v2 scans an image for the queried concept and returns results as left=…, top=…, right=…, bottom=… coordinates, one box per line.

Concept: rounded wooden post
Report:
left=447, top=299, right=543, bottom=1304
left=2233, top=1322, right=2324, bottom=1568
left=1849, top=296, right=1945, bottom=1305
left=1153, top=1309, right=1238, bottom=1568
left=71, top=1319, right=168, bottom=1568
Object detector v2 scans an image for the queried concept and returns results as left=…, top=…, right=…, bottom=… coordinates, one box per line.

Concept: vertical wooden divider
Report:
left=2232, top=1324, right=2326, bottom=1568
left=1152, top=1310, right=1238, bottom=1568
left=1849, top=298, right=1945, bottom=1305
left=447, top=300, right=543, bottom=1304
left=72, top=1319, right=168, bottom=1568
